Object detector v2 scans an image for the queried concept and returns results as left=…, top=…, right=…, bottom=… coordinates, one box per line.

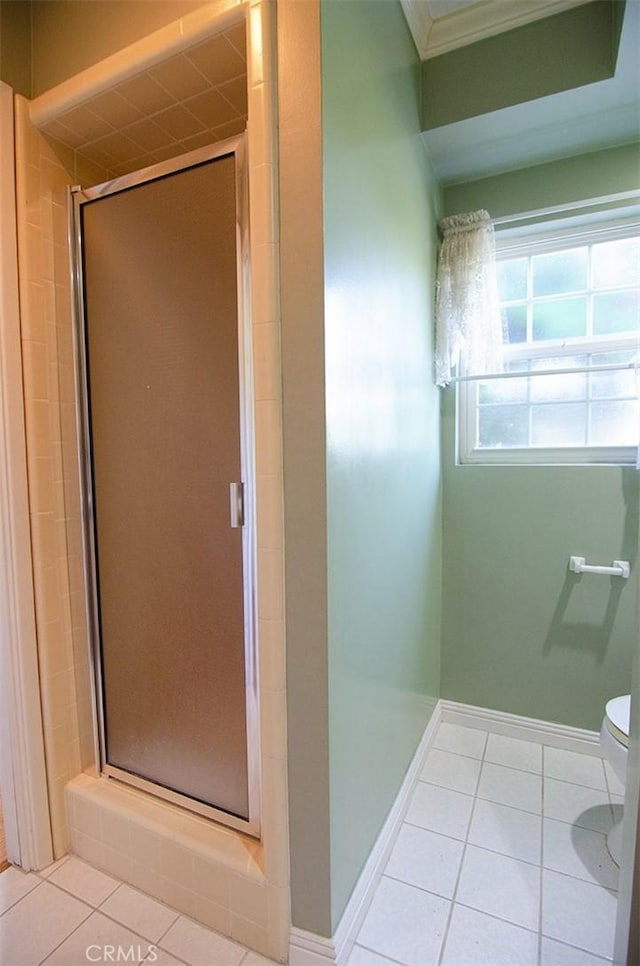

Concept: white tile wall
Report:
left=39, top=25, right=248, bottom=179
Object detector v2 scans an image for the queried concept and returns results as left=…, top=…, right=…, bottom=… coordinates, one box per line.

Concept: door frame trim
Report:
left=0, top=81, right=54, bottom=871
left=69, top=135, right=260, bottom=837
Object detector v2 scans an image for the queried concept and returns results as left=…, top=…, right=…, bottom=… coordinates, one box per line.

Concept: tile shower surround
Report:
left=13, top=0, right=288, bottom=959
left=39, top=23, right=249, bottom=180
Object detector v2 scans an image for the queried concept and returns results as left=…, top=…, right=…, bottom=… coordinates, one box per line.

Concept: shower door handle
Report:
left=229, top=482, right=244, bottom=528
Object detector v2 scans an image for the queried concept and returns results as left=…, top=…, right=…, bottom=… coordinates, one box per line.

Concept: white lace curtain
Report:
left=434, top=209, right=504, bottom=388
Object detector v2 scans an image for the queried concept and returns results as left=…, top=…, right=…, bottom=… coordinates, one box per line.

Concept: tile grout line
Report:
left=34, top=878, right=95, bottom=966
left=10, top=859, right=275, bottom=966
left=34, top=876, right=177, bottom=966
left=2, top=856, right=276, bottom=966
left=351, top=941, right=406, bottom=966
left=393, top=726, right=617, bottom=966
left=95, top=879, right=184, bottom=956
left=0, top=873, right=45, bottom=919
left=435, top=727, right=489, bottom=966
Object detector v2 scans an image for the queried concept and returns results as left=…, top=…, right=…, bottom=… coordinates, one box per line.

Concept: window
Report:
left=458, top=225, right=640, bottom=464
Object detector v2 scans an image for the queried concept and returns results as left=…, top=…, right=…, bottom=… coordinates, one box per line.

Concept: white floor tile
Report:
left=356, top=876, right=450, bottom=966
left=43, top=910, right=153, bottom=964
left=141, top=951, right=185, bottom=966
left=385, top=824, right=464, bottom=899
left=441, top=903, right=538, bottom=966
left=159, top=915, right=246, bottom=966
left=544, top=749, right=607, bottom=791
left=543, top=778, right=614, bottom=833
left=540, top=936, right=610, bottom=965
left=0, top=866, right=41, bottom=914
left=456, top=845, right=540, bottom=931
left=604, top=761, right=625, bottom=798
left=543, top=818, right=619, bottom=891
left=100, top=883, right=179, bottom=942
left=420, top=748, right=481, bottom=795
left=39, top=856, right=71, bottom=879
left=485, top=734, right=542, bottom=774
left=468, top=799, right=542, bottom=865
left=405, top=782, right=474, bottom=841
left=477, top=762, right=542, bottom=813
left=0, top=880, right=90, bottom=965
left=542, top=869, right=617, bottom=960
left=347, top=945, right=398, bottom=965
left=49, top=856, right=120, bottom=907
left=433, top=722, right=487, bottom=759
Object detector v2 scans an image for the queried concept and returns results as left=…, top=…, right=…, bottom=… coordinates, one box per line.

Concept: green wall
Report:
left=422, top=1, right=622, bottom=130
left=444, top=143, right=640, bottom=222
left=322, top=0, right=442, bottom=929
left=441, top=152, right=639, bottom=731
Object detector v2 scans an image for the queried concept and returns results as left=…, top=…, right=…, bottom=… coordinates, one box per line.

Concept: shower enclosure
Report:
left=71, top=138, right=259, bottom=834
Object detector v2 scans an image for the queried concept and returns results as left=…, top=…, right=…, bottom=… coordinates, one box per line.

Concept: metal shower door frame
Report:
left=69, top=136, right=261, bottom=837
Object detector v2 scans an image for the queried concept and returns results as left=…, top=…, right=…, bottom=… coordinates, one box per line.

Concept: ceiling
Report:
left=402, top=0, right=640, bottom=185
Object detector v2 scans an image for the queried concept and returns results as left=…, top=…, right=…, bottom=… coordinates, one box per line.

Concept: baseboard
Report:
left=440, top=699, right=601, bottom=756
left=289, top=700, right=442, bottom=965
left=289, top=927, right=338, bottom=966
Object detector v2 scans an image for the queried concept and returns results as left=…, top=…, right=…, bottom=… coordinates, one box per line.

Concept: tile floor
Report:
left=0, top=719, right=623, bottom=966
left=0, top=855, right=277, bottom=966
left=350, top=721, right=623, bottom=966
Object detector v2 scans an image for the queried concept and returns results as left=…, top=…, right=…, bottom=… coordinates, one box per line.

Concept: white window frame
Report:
left=458, top=220, right=640, bottom=466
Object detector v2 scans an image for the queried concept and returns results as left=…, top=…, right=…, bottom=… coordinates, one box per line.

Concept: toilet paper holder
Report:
left=569, top=556, right=630, bottom=579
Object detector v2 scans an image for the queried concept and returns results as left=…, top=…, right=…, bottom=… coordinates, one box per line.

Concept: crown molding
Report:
left=402, top=0, right=597, bottom=60
left=400, top=0, right=434, bottom=59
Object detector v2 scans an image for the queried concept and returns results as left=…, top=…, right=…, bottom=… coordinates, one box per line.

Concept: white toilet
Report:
left=599, top=693, right=631, bottom=866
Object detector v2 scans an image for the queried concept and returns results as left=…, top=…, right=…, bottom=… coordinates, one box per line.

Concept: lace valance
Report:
left=434, top=209, right=504, bottom=388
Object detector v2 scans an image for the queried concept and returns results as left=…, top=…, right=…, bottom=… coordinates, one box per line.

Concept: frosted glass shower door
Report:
left=75, top=145, right=255, bottom=828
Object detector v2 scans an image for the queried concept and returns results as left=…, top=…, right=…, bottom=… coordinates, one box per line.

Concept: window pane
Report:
left=592, top=237, right=640, bottom=290
left=479, top=376, right=528, bottom=403
left=503, top=304, right=527, bottom=343
left=590, top=367, right=638, bottom=400
left=593, top=291, right=640, bottom=335
left=531, top=353, right=589, bottom=371
left=590, top=350, right=638, bottom=399
left=531, top=403, right=586, bottom=446
left=478, top=404, right=529, bottom=447
left=498, top=258, right=528, bottom=302
left=530, top=371, right=586, bottom=402
left=532, top=297, right=586, bottom=340
left=533, top=248, right=587, bottom=296
left=590, top=400, right=639, bottom=445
